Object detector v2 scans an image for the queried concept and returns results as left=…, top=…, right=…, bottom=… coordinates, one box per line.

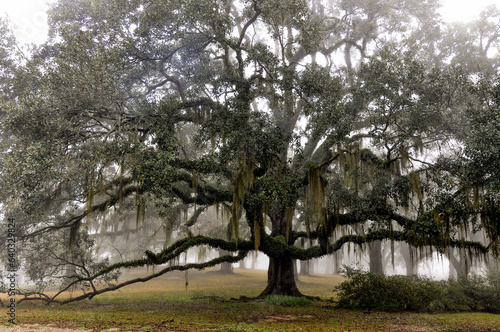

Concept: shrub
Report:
left=450, top=273, right=500, bottom=313
left=333, top=267, right=500, bottom=313
left=265, top=295, right=309, bottom=306
left=334, top=268, right=442, bottom=312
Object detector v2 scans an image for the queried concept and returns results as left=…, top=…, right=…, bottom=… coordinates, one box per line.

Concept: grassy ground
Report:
left=1, top=268, right=500, bottom=331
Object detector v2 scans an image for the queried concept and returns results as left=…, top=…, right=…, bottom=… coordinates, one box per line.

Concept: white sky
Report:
left=0, top=0, right=498, bottom=45
left=1, top=0, right=55, bottom=44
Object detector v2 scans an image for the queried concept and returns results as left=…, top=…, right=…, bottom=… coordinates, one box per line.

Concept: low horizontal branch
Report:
left=17, top=249, right=249, bottom=305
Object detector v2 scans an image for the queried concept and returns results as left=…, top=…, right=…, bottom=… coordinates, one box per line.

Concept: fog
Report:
left=2, top=0, right=499, bottom=45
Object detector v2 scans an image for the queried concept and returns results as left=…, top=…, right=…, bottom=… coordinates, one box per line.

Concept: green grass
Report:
left=1, top=268, right=499, bottom=331
left=265, top=295, right=310, bottom=306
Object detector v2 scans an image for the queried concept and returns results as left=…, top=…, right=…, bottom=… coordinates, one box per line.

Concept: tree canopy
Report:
left=1, top=0, right=499, bottom=302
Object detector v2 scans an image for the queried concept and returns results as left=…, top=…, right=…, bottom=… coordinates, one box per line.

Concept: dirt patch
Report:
left=386, top=324, right=431, bottom=332
left=261, top=314, right=313, bottom=322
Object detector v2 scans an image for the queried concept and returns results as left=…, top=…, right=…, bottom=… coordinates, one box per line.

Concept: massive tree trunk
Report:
left=259, top=210, right=302, bottom=297
left=260, top=255, right=302, bottom=296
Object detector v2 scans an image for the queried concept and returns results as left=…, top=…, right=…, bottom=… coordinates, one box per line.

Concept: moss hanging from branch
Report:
left=135, top=193, right=146, bottom=226
left=231, top=157, right=255, bottom=242
left=338, top=149, right=362, bottom=190
left=411, top=171, right=423, bottom=210
left=254, top=217, right=261, bottom=250
left=232, top=175, right=243, bottom=242
left=308, top=165, right=326, bottom=227
left=68, top=220, right=81, bottom=249
left=472, top=185, right=484, bottom=210
left=482, top=194, right=500, bottom=257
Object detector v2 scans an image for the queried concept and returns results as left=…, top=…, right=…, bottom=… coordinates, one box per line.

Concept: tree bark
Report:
left=260, top=255, right=302, bottom=296
left=258, top=209, right=302, bottom=297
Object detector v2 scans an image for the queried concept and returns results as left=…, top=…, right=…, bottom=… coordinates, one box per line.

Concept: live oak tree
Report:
left=1, top=0, right=499, bottom=302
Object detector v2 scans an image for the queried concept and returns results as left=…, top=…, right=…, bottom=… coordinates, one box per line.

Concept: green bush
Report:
left=333, top=267, right=500, bottom=313
left=334, top=268, right=441, bottom=311
left=450, top=273, right=500, bottom=312
left=265, top=295, right=309, bottom=306
left=430, top=279, right=471, bottom=312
